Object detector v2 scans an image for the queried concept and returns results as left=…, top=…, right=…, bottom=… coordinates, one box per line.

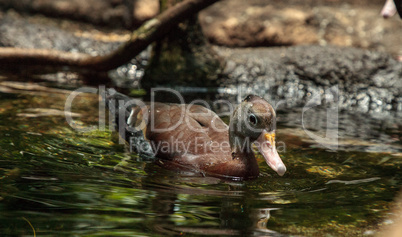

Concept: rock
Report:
left=132, top=0, right=159, bottom=26
left=0, top=0, right=401, bottom=57
left=200, top=0, right=402, bottom=58
left=0, top=12, right=122, bottom=55
left=201, top=5, right=317, bottom=47
left=215, top=45, right=402, bottom=114
left=0, top=0, right=133, bottom=27
left=0, top=0, right=160, bottom=28
left=0, top=2, right=400, bottom=115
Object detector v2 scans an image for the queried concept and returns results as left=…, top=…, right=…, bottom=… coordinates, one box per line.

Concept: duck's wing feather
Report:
left=143, top=103, right=230, bottom=160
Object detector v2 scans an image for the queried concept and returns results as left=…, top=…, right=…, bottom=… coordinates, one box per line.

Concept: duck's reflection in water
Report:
left=139, top=167, right=286, bottom=236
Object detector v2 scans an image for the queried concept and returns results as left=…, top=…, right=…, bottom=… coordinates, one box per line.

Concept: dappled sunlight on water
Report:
left=0, top=82, right=401, bottom=236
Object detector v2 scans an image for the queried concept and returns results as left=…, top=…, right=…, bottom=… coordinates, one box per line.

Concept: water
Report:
left=0, top=81, right=401, bottom=236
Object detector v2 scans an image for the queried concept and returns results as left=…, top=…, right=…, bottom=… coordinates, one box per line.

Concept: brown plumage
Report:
left=106, top=90, right=286, bottom=180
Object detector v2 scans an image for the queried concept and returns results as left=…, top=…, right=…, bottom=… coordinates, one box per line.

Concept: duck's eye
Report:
left=248, top=114, right=257, bottom=125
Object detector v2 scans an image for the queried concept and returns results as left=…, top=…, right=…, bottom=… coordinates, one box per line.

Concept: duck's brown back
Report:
left=128, top=102, right=234, bottom=172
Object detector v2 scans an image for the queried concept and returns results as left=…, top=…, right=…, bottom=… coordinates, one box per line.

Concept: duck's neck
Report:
left=219, top=104, right=259, bottom=179
left=229, top=134, right=252, bottom=155
left=229, top=105, right=247, bottom=153
left=225, top=134, right=259, bottom=179
left=228, top=148, right=259, bottom=180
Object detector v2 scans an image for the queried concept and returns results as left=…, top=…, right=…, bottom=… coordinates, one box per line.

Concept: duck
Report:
left=105, top=89, right=286, bottom=180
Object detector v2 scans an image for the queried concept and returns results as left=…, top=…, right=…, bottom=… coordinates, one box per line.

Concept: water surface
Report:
left=0, top=81, right=401, bottom=236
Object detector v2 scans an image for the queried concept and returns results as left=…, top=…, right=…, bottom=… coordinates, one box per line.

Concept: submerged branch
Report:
left=0, top=0, right=220, bottom=72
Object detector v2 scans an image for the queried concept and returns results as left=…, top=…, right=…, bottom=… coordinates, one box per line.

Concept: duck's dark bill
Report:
left=255, top=130, right=286, bottom=176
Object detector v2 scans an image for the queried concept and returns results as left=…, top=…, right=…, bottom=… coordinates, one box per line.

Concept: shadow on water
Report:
left=0, top=81, right=401, bottom=236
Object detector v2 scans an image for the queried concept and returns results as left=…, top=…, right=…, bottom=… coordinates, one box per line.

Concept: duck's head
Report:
left=229, top=95, right=286, bottom=176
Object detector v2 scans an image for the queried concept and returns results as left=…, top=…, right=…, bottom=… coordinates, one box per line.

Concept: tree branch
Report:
left=0, top=0, right=220, bottom=72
